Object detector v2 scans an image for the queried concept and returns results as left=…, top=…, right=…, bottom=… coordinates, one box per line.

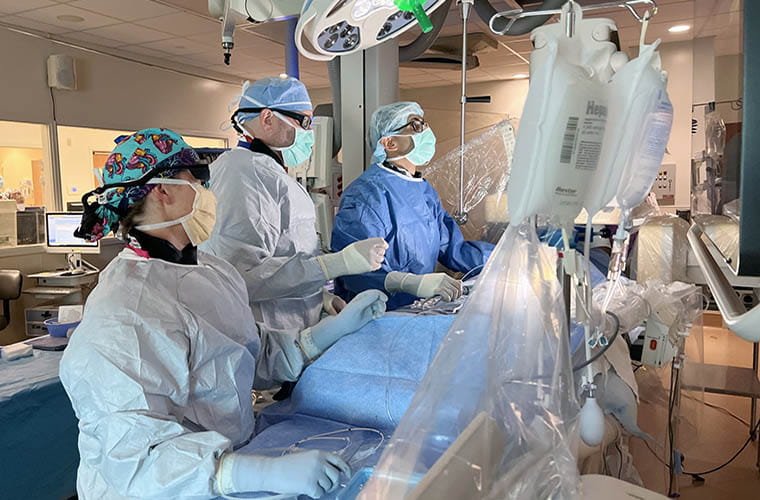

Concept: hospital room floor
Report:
left=632, top=318, right=760, bottom=499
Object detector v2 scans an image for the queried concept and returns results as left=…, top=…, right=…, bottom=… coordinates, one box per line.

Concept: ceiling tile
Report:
left=297, top=57, right=328, bottom=76
left=183, top=51, right=231, bottom=66
left=0, top=0, right=56, bottom=15
left=69, top=0, right=177, bottom=22
left=497, top=39, right=533, bottom=54
left=61, top=30, right=124, bottom=47
left=399, top=67, right=429, bottom=76
left=714, top=35, right=742, bottom=57
left=185, top=29, right=225, bottom=45
left=695, top=12, right=742, bottom=37
left=208, top=63, right=242, bottom=75
left=695, top=0, right=742, bottom=18
left=136, top=11, right=219, bottom=36
left=626, top=1, right=694, bottom=29
left=15, top=3, right=119, bottom=31
left=231, top=30, right=285, bottom=52
left=137, top=37, right=212, bottom=55
left=119, top=44, right=174, bottom=60
left=0, top=14, right=70, bottom=34
left=400, top=70, right=440, bottom=84
left=242, top=23, right=286, bottom=44
left=230, top=57, right=285, bottom=76
left=84, top=22, right=173, bottom=43
left=156, top=0, right=210, bottom=17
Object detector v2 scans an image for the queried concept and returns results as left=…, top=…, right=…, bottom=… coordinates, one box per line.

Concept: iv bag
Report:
left=616, top=89, right=672, bottom=214
left=585, top=42, right=672, bottom=217
left=508, top=3, right=617, bottom=226
left=507, top=37, right=609, bottom=226
left=705, top=109, right=726, bottom=158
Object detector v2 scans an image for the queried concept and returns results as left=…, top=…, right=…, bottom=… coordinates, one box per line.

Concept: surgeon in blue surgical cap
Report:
left=331, top=102, right=495, bottom=310
left=201, top=76, right=388, bottom=390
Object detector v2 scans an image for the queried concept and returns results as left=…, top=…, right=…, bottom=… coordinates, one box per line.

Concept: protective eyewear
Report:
left=81, top=163, right=210, bottom=209
left=234, top=107, right=313, bottom=130
left=392, top=117, right=428, bottom=134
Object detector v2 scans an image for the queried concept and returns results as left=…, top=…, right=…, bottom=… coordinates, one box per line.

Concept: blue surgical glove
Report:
left=217, top=450, right=351, bottom=498
left=299, top=289, right=388, bottom=359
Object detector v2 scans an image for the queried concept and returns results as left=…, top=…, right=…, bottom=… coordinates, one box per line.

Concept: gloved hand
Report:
left=385, top=271, right=463, bottom=302
left=323, top=288, right=347, bottom=316
left=217, top=450, right=351, bottom=498
left=316, top=238, right=389, bottom=280
left=299, top=290, right=388, bottom=359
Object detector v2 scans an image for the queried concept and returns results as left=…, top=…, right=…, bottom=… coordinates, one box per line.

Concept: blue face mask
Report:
left=389, top=128, right=436, bottom=166
left=271, top=112, right=315, bottom=167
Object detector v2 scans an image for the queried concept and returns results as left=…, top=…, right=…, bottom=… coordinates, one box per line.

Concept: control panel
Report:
left=652, top=164, right=676, bottom=206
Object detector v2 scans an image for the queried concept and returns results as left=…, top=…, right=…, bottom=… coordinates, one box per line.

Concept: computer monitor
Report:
left=46, top=213, right=100, bottom=273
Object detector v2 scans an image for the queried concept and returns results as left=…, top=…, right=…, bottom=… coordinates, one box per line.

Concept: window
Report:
left=57, top=126, right=227, bottom=208
left=0, top=124, right=227, bottom=249
left=0, top=120, right=49, bottom=247
left=0, top=121, right=48, bottom=209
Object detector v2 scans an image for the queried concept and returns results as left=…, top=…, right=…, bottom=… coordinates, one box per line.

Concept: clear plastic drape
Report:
left=358, top=222, right=581, bottom=499
left=423, top=120, right=515, bottom=243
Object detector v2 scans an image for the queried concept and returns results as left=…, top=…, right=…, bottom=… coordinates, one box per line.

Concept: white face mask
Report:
left=136, top=179, right=217, bottom=247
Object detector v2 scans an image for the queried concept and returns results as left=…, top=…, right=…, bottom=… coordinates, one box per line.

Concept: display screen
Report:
left=46, top=213, right=97, bottom=248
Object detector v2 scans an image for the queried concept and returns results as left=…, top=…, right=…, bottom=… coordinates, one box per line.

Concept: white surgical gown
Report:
left=59, top=248, right=305, bottom=499
left=201, top=148, right=325, bottom=378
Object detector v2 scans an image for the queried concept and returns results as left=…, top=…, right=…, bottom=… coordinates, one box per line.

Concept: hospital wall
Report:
left=402, top=41, right=703, bottom=213
left=314, top=39, right=717, bottom=214
left=401, top=79, right=530, bottom=158
left=57, top=127, right=227, bottom=205
left=659, top=39, right=696, bottom=211
left=0, top=26, right=243, bottom=345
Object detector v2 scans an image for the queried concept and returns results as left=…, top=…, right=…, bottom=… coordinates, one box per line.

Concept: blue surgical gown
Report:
left=331, top=164, right=494, bottom=309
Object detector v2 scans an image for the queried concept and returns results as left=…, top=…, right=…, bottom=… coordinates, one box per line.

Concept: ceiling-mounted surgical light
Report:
left=668, top=24, right=690, bottom=33
left=295, top=0, right=448, bottom=60
left=352, top=0, right=396, bottom=20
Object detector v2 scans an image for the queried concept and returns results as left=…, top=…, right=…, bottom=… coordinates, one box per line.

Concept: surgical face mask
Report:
left=388, top=128, right=436, bottom=166
left=271, top=112, right=315, bottom=167
left=136, top=179, right=217, bottom=247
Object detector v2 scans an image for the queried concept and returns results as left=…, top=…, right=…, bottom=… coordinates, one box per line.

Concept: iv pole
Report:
left=453, top=0, right=490, bottom=225
left=453, top=0, right=474, bottom=226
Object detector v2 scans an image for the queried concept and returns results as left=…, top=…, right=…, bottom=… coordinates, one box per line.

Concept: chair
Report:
left=0, top=270, right=22, bottom=331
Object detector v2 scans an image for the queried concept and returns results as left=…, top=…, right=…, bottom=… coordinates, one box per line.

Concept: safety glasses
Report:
left=82, top=163, right=210, bottom=208
left=235, top=107, right=313, bottom=130
left=392, top=117, right=428, bottom=134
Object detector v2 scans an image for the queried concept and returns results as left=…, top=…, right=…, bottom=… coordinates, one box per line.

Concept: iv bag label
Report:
left=560, top=117, right=580, bottom=164
left=575, top=100, right=607, bottom=171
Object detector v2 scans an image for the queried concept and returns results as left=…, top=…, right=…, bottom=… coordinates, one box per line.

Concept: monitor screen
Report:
left=46, top=213, right=98, bottom=248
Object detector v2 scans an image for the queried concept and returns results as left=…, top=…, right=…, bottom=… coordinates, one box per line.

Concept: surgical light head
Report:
left=296, top=0, right=449, bottom=60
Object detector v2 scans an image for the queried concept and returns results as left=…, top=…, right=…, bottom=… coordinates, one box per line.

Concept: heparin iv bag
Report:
left=507, top=23, right=611, bottom=226
left=586, top=41, right=673, bottom=218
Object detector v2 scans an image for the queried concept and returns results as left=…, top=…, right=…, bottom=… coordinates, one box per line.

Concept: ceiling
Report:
left=0, top=0, right=743, bottom=90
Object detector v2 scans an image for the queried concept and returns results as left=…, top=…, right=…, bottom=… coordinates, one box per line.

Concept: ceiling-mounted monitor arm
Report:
left=489, top=0, right=658, bottom=36
left=476, top=0, right=565, bottom=36
left=687, top=223, right=760, bottom=342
